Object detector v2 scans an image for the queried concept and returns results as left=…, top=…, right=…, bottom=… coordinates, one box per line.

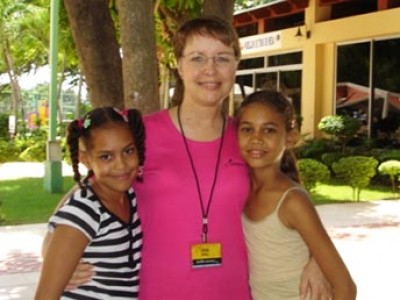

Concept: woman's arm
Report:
left=35, top=225, right=90, bottom=300
left=283, top=192, right=357, bottom=300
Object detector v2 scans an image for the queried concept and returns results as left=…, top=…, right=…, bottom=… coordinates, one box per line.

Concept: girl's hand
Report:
left=300, top=257, right=332, bottom=300
left=65, top=261, right=94, bottom=290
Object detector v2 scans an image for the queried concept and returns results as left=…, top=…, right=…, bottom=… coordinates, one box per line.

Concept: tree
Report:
left=61, top=0, right=237, bottom=113
left=63, top=0, right=124, bottom=108
left=0, top=0, right=49, bottom=133
left=118, top=0, right=159, bottom=111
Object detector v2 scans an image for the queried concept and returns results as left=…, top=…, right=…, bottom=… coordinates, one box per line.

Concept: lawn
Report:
left=0, top=177, right=75, bottom=225
left=0, top=176, right=398, bottom=226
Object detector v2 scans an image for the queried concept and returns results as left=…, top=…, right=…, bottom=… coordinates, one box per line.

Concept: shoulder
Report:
left=279, top=186, right=317, bottom=227
left=143, top=109, right=168, bottom=124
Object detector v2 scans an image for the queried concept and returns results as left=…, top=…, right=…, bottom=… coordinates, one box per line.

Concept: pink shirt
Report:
left=134, top=110, right=251, bottom=300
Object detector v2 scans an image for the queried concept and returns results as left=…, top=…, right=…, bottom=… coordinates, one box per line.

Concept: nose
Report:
left=203, top=57, right=217, bottom=72
left=250, top=131, right=263, bottom=144
left=114, top=155, right=125, bottom=170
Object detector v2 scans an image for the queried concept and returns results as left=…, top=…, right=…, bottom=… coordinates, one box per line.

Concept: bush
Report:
left=298, top=158, right=330, bottom=192
left=321, top=152, right=348, bottom=170
left=0, top=140, right=20, bottom=162
left=378, top=160, right=400, bottom=192
left=318, top=115, right=361, bottom=152
left=296, top=138, right=332, bottom=160
left=19, top=140, right=46, bottom=162
left=375, top=149, right=400, bottom=162
left=332, top=156, right=378, bottom=201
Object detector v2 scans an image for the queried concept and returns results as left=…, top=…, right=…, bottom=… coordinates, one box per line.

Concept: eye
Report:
left=263, top=127, right=277, bottom=134
left=99, top=153, right=112, bottom=161
left=215, top=55, right=232, bottom=64
left=239, top=125, right=252, bottom=134
left=123, top=146, right=136, bottom=156
left=189, top=55, right=206, bottom=64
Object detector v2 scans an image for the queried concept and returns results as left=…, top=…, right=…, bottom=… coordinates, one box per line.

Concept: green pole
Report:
left=44, top=0, right=62, bottom=192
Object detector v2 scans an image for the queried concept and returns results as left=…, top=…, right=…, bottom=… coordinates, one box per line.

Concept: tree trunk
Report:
left=117, top=0, right=160, bottom=113
left=3, top=40, right=23, bottom=133
left=203, top=0, right=235, bottom=22
left=63, top=0, right=123, bottom=108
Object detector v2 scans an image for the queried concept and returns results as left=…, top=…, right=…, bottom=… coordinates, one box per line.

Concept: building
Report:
left=233, top=0, right=400, bottom=139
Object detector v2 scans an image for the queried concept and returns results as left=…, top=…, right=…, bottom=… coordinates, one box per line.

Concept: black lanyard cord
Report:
left=177, top=105, right=226, bottom=242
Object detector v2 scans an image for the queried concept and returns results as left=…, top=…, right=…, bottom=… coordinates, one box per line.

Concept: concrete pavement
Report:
left=1, top=162, right=400, bottom=299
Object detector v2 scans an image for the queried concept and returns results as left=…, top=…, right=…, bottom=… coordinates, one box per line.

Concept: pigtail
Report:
left=280, top=150, right=300, bottom=183
left=66, top=119, right=85, bottom=193
left=127, top=108, right=146, bottom=181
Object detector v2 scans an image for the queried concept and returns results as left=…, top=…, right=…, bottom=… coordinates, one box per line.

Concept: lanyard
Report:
left=177, top=105, right=226, bottom=243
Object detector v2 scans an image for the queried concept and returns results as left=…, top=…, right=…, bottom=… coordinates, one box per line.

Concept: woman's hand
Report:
left=65, top=261, right=94, bottom=290
left=300, top=257, right=332, bottom=300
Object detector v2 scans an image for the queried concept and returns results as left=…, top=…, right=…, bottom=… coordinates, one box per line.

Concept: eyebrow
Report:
left=184, top=51, right=235, bottom=56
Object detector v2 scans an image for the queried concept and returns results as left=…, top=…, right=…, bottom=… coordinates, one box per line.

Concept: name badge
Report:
left=191, top=242, right=222, bottom=268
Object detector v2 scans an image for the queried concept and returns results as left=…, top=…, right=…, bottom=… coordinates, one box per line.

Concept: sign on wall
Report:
left=240, top=31, right=282, bottom=55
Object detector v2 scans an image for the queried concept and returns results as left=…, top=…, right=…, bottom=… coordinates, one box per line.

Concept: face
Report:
left=237, top=102, right=295, bottom=170
left=81, top=124, right=139, bottom=195
left=177, top=34, right=238, bottom=107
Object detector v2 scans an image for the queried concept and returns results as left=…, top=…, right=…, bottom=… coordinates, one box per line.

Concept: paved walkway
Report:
left=1, top=163, right=400, bottom=299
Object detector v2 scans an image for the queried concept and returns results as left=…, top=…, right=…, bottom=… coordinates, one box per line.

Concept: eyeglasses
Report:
left=181, top=53, right=237, bottom=68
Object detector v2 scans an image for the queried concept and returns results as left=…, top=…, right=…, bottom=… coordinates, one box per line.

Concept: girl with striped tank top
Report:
left=35, top=107, right=145, bottom=299
left=237, top=90, right=356, bottom=300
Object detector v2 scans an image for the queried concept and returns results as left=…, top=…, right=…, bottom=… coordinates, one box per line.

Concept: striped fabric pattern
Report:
left=49, top=186, right=142, bottom=299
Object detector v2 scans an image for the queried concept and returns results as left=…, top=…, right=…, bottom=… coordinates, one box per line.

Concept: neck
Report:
left=172, top=103, right=226, bottom=141
left=249, top=166, right=285, bottom=190
left=91, top=182, right=126, bottom=206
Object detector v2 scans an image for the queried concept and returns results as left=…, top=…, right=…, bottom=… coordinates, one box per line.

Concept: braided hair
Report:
left=238, top=90, right=300, bottom=183
left=66, top=107, right=145, bottom=196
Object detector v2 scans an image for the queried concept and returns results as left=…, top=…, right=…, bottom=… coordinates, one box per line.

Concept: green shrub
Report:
left=296, top=138, right=332, bottom=160
left=19, top=140, right=46, bottom=162
left=0, top=113, right=10, bottom=140
left=0, top=140, right=21, bottom=162
left=375, top=149, right=400, bottom=162
left=318, top=115, right=361, bottom=152
left=378, top=160, right=400, bottom=192
left=298, top=158, right=330, bottom=192
left=332, top=156, right=378, bottom=201
left=321, top=152, right=348, bottom=170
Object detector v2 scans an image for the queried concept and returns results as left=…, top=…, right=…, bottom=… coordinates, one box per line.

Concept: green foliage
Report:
left=0, top=113, right=10, bottom=140
left=378, top=160, right=400, bottom=192
left=0, top=140, right=20, bottom=162
left=375, top=149, right=400, bottom=162
left=332, top=156, right=379, bottom=201
left=298, top=158, right=330, bottom=192
left=295, top=138, right=331, bottom=160
left=318, top=115, right=361, bottom=152
left=321, top=152, right=348, bottom=169
left=19, top=140, right=46, bottom=162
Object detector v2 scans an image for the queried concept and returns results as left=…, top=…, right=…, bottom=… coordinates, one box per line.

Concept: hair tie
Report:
left=114, top=108, right=129, bottom=122
left=77, top=118, right=84, bottom=129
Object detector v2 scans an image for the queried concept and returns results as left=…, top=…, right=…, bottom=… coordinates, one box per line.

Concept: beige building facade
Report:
left=233, top=0, right=400, bottom=138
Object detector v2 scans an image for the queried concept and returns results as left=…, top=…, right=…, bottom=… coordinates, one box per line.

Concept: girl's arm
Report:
left=35, top=225, right=90, bottom=300
left=282, top=191, right=357, bottom=300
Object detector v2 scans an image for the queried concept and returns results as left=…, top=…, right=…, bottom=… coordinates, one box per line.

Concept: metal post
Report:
left=44, top=0, right=62, bottom=192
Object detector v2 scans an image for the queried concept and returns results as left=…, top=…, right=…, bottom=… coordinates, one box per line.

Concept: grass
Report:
left=0, top=176, right=398, bottom=226
left=0, top=177, right=75, bottom=225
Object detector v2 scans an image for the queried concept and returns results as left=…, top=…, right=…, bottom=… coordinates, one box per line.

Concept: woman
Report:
left=134, top=17, right=330, bottom=299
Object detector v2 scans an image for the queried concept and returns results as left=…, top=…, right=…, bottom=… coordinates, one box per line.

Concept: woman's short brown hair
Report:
left=172, top=16, right=241, bottom=60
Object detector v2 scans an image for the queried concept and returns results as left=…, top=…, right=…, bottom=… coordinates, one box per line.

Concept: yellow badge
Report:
left=191, top=242, right=222, bottom=268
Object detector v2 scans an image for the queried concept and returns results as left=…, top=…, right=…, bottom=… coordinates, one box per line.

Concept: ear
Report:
left=177, top=59, right=184, bottom=78
left=285, top=129, right=299, bottom=149
left=79, top=150, right=91, bottom=170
